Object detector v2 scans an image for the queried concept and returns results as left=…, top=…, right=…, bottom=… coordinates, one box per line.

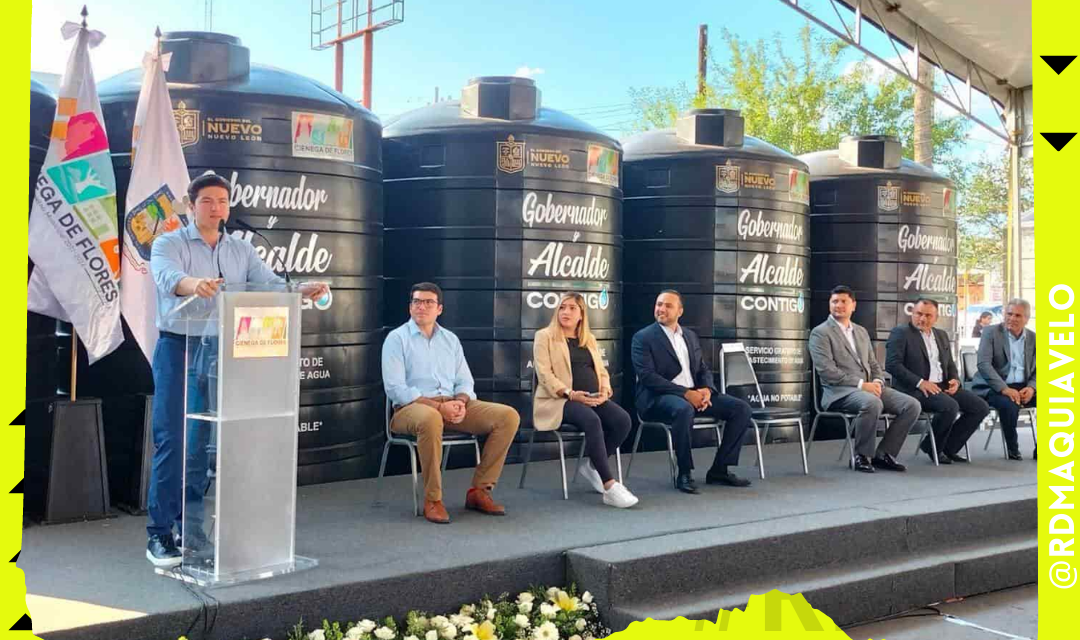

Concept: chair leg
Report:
left=665, top=428, right=677, bottom=488
left=797, top=419, right=809, bottom=475
left=441, top=446, right=451, bottom=473
left=615, top=448, right=624, bottom=484
left=927, top=423, right=939, bottom=466
left=518, top=429, right=536, bottom=490
left=807, top=415, right=820, bottom=455
left=1029, top=411, right=1038, bottom=450
left=572, top=436, right=587, bottom=484
left=752, top=420, right=765, bottom=480
left=841, top=418, right=855, bottom=469
left=983, top=422, right=996, bottom=451
left=474, top=440, right=482, bottom=466
left=407, top=442, right=420, bottom=517
left=627, top=423, right=644, bottom=479
left=555, top=431, right=569, bottom=500
left=374, top=441, right=392, bottom=504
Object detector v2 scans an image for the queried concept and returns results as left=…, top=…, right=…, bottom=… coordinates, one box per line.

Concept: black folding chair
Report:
left=718, top=342, right=806, bottom=477
left=376, top=397, right=481, bottom=516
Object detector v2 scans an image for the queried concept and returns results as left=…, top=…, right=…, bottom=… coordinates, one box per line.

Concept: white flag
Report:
left=28, top=22, right=123, bottom=364
left=121, top=44, right=190, bottom=362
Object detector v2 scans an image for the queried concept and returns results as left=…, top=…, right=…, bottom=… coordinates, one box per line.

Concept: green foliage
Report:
left=627, top=24, right=969, bottom=160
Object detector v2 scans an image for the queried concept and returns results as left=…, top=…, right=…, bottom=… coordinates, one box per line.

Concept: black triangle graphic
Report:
left=9, top=614, right=31, bottom=631
left=9, top=410, right=25, bottom=426
left=9, top=479, right=22, bottom=494
left=9, top=551, right=19, bottom=563
left=1042, top=132, right=1077, bottom=151
left=1042, top=55, right=1077, bottom=74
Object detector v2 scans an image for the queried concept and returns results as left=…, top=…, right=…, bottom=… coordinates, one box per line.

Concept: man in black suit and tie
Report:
left=885, top=299, right=990, bottom=464
left=630, top=290, right=753, bottom=494
left=972, top=298, right=1037, bottom=460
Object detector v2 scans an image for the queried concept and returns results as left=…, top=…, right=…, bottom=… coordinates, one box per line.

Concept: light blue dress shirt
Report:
left=150, top=224, right=284, bottom=334
left=381, top=319, right=477, bottom=407
left=1006, top=330, right=1027, bottom=384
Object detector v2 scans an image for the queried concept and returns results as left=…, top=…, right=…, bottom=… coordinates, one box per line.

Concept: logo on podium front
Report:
left=233, top=307, right=290, bottom=358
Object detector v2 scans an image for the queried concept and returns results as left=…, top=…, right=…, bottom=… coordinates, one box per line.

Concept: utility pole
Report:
left=205, top=0, right=213, bottom=31
left=914, top=55, right=934, bottom=166
left=697, top=24, right=708, bottom=103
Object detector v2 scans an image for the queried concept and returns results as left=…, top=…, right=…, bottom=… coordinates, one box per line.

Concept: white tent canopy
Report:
left=782, top=0, right=1033, bottom=152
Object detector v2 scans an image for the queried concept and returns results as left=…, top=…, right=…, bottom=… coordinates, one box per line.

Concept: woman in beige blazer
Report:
left=533, top=292, right=638, bottom=508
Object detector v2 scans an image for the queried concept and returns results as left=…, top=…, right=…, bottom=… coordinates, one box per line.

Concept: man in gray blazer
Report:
left=971, top=298, right=1037, bottom=460
left=809, top=285, right=921, bottom=473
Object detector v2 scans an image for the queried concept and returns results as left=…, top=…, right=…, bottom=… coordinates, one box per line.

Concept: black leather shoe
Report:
left=926, top=447, right=951, bottom=464
left=146, top=534, right=182, bottom=568
left=675, top=474, right=699, bottom=494
left=872, top=453, right=907, bottom=472
left=1008, top=450, right=1023, bottom=461
left=706, top=471, right=752, bottom=487
left=851, top=454, right=875, bottom=473
left=946, top=452, right=969, bottom=463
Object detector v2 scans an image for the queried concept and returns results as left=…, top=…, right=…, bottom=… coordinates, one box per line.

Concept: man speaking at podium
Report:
left=146, top=172, right=327, bottom=567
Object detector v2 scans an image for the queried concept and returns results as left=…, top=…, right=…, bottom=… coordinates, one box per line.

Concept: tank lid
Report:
left=839, top=134, right=902, bottom=169
left=160, top=31, right=250, bottom=83
left=460, top=76, right=540, bottom=121
left=675, top=109, right=745, bottom=147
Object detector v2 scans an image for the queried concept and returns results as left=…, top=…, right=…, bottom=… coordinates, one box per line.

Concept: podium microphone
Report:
left=230, top=218, right=292, bottom=285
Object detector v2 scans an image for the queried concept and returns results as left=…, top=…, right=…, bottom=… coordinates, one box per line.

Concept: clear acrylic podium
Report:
left=156, top=283, right=317, bottom=586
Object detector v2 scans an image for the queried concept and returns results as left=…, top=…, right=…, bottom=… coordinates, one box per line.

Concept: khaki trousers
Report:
left=390, top=399, right=520, bottom=502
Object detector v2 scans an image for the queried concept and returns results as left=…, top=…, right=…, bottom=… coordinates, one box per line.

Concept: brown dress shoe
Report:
left=424, top=500, right=450, bottom=524
left=465, top=488, right=506, bottom=516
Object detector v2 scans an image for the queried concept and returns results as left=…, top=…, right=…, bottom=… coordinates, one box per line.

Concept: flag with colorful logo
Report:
left=121, top=40, right=190, bottom=363
left=27, top=21, right=123, bottom=364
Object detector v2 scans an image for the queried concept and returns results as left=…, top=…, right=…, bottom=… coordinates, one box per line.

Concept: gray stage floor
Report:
left=21, top=427, right=1037, bottom=637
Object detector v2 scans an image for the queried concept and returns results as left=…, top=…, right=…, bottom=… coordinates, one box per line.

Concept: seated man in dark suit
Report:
left=885, top=298, right=990, bottom=464
left=630, top=290, right=753, bottom=494
left=971, top=298, right=1037, bottom=460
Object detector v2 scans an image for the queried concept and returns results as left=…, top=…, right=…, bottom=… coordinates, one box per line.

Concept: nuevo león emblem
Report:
left=716, top=160, right=741, bottom=194
left=173, top=101, right=200, bottom=148
left=497, top=135, right=525, bottom=173
left=878, top=180, right=900, bottom=212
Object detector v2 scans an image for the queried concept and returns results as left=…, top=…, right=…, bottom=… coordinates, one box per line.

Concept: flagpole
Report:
left=68, top=4, right=90, bottom=403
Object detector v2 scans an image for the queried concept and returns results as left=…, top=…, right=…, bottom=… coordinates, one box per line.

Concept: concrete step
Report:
left=568, top=487, right=1035, bottom=630
left=608, top=533, right=1036, bottom=630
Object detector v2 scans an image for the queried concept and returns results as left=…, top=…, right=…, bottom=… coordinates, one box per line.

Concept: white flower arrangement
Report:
left=187, top=584, right=609, bottom=640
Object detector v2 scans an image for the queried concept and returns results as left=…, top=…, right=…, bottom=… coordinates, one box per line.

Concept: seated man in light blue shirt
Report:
left=145, top=172, right=327, bottom=568
left=382, top=282, right=520, bottom=524
left=972, top=298, right=1037, bottom=460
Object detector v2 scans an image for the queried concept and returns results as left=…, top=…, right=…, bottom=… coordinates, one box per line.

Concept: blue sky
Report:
left=31, top=0, right=1008, bottom=159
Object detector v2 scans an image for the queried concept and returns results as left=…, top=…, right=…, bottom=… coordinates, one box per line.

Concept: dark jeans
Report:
left=643, top=393, right=752, bottom=476
left=986, top=383, right=1037, bottom=453
left=146, top=333, right=215, bottom=541
left=561, top=400, right=632, bottom=484
left=914, top=387, right=990, bottom=455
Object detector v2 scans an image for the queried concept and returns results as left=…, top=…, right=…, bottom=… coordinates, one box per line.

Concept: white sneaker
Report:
left=603, top=482, right=639, bottom=509
left=578, top=459, right=605, bottom=494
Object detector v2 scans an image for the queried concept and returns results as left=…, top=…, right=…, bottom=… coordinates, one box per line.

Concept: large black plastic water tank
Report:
left=803, top=135, right=958, bottom=364
left=622, top=109, right=813, bottom=423
left=28, top=78, right=61, bottom=404
left=383, top=76, right=623, bottom=434
left=96, top=32, right=384, bottom=485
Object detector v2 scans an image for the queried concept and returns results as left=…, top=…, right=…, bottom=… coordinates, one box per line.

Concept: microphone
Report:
left=217, top=220, right=226, bottom=279
left=230, top=217, right=292, bottom=284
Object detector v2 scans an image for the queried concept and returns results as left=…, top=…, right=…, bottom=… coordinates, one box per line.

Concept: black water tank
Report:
left=97, top=32, right=384, bottom=485
left=383, top=76, right=623, bottom=432
left=803, top=135, right=958, bottom=364
left=28, top=78, right=61, bottom=404
left=623, top=109, right=813, bottom=424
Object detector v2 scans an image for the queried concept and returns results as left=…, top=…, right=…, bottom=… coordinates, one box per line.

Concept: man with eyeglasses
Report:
left=381, top=282, right=521, bottom=524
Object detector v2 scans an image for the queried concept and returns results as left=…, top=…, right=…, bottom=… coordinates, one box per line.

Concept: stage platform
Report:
left=21, top=427, right=1037, bottom=640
